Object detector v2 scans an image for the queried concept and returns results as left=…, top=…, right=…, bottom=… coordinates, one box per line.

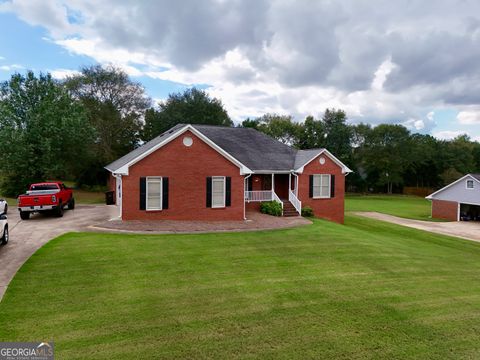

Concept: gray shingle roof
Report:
left=105, top=123, right=185, bottom=172
left=294, top=149, right=324, bottom=170
left=105, top=124, right=332, bottom=173
left=191, top=125, right=296, bottom=171
left=471, top=174, right=480, bottom=181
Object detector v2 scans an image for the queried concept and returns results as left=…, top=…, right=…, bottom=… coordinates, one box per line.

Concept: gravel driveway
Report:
left=354, top=212, right=480, bottom=242
left=0, top=205, right=116, bottom=300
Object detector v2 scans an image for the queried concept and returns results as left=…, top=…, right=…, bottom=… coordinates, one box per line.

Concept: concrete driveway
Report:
left=354, top=212, right=480, bottom=242
left=0, top=205, right=116, bottom=300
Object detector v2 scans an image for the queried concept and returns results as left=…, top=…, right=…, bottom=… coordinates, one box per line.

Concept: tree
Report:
left=240, top=118, right=259, bottom=129
left=360, top=124, right=411, bottom=193
left=65, top=65, right=151, bottom=184
left=321, top=109, right=352, bottom=163
left=0, top=71, right=93, bottom=196
left=297, top=116, right=324, bottom=149
left=255, top=114, right=303, bottom=145
left=142, top=88, right=232, bottom=141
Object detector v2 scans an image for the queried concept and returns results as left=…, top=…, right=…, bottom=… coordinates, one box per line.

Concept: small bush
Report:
left=260, top=201, right=283, bottom=216
left=301, top=206, right=314, bottom=217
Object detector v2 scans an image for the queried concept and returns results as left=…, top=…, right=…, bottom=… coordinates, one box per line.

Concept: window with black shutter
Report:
left=139, top=177, right=146, bottom=210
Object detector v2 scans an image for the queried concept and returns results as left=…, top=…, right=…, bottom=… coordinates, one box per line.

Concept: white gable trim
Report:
left=114, top=125, right=252, bottom=175
left=425, top=174, right=480, bottom=199
left=295, top=149, right=352, bottom=174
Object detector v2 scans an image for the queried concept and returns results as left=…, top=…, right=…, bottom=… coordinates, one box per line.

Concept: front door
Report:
left=274, top=174, right=289, bottom=199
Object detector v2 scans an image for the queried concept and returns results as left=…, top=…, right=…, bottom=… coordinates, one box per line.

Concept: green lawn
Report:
left=2, top=217, right=480, bottom=359
left=346, top=194, right=433, bottom=220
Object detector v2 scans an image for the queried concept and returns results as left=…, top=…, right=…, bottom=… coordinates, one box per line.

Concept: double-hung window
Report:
left=146, top=177, right=162, bottom=210
left=312, top=174, right=331, bottom=198
left=211, top=176, right=226, bottom=208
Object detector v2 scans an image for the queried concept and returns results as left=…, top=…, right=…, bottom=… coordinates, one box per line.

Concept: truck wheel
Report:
left=68, top=198, right=75, bottom=210
left=56, top=203, right=64, bottom=217
left=20, top=211, right=30, bottom=220
left=1, top=226, right=8, bottom=245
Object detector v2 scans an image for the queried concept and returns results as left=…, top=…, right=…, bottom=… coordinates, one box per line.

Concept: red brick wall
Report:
left=122, top=130, right=244, bottom=221
left=297, top=154, right=345, bottom=224
left=431, top=199, right=458, bottom=221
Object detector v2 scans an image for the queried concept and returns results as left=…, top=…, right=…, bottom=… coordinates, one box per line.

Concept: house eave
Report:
left=105, top=124, right=253, bottom=176
left=295, top=149, right=352, bottom=174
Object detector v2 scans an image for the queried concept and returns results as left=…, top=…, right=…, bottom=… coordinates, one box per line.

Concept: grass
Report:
left=1, top=216, right=480, bottom=359
left=346, top=194, right=433, bottom=220
left=73, top=189, right=105, bottom=204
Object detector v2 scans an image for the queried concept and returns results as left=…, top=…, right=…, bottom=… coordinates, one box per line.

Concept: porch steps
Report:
left=282, top=200, right=300, bottom=217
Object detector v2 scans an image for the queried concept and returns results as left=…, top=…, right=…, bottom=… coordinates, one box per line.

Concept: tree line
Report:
left=0, top=65, right=478, bottom=196
left=240, top=112, right=480, bottom=193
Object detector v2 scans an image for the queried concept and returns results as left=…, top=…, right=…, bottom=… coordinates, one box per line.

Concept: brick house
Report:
left=426, top=174, right=480, bottom=221
left=105, top=124, right=352, bottom=223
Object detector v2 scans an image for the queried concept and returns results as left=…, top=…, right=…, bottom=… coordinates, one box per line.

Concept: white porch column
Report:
left=288, top=173, right=291, bottom=193
left=271, top=173, right=275, bottom=200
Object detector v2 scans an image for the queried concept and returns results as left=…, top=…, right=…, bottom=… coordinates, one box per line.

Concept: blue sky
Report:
left=0, top=13, right=189, bottom=99
left=0, top=1, right=479, bottom=141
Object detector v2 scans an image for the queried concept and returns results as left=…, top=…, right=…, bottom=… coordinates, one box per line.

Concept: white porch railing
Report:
left=272, top=191, right=284, bottom=214
left=289, top=189, right=301, bottom=215
left=245, top=190, right=273, bottom=202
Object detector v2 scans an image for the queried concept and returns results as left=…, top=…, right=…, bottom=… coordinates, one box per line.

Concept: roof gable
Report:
left=105, top=124, right=252, bottom=175
left=294, top=149, right=352, bottom=174
left=426, top=174, right=480, bottom=199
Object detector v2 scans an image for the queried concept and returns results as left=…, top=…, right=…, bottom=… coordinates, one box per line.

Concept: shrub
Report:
left=260, top=201, right=283, bottom=216
left=301, top=206, right=314, bottom=217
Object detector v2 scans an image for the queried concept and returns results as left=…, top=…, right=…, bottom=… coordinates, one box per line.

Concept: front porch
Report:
left=245, top=173, right=302, bottom=216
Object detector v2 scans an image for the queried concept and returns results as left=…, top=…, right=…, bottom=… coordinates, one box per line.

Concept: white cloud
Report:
left=432, top=130, right=467, bottom=140
left=2, top=0, right=480, bottom=135
left=0, top=64, right=23, bottom=71
left=0, top=0, right=71, bottom=36
left=457, top=110, right=480, bottom=125
left=402, top=118, right=425, bottom=131
left=49, top=68, right=81, bottom=79
left=371, top=58, right=395, bottom=91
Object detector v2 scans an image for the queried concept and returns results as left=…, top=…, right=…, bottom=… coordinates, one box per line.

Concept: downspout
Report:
left=244, top=174, right=252, bottom=220
left=113, top=174, right=122, bottom=219
left=292, top=173, right=299, bottom=197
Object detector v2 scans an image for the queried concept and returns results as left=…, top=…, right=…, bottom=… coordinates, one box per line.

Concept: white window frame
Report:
left=211, top=176, right=226, bottom=208
left=466, top=179, right=474, bottom=189
left=312, top=174, right=331, bottom=199
left=146, top=176, right=162, bottom=211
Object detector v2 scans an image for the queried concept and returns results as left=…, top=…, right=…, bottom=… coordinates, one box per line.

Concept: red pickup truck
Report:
left=17, top=182, right=75, bottom=220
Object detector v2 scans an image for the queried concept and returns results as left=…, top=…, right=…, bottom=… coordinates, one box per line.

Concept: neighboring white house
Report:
left=426, top=174, right=480, bottom=221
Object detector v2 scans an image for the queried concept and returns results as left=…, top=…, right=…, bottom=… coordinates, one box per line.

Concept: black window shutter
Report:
left=330, top=175, right=335, bottom=198
left=309, top=175, right=313, bottom=198
left=206, top=177, right=212, bottom=208
left=139, top=177, right=146, bottom=210
left=162, top=177, right=169, bottom=209
left=225, top=177, right=231, bottom=206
